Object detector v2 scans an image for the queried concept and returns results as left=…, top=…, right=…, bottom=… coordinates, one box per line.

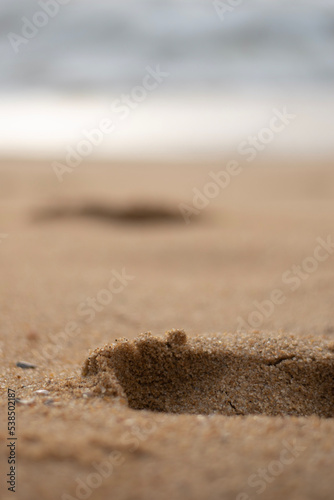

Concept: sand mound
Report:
left=82, top=330, right=334, bottom=417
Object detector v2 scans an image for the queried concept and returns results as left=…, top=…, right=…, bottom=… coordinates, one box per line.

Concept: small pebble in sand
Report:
left=34, top=389, right=50, bottom=395
left=44, top=399, right=61, bottom=406
left=26, top=331, right=39, bottom=341
left=15, top=397, right=35, bottom=405
left=16, top=361, right=37, bottom=369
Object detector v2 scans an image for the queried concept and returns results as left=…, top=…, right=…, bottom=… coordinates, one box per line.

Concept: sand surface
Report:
left=1, top=160, right=334, bottom=500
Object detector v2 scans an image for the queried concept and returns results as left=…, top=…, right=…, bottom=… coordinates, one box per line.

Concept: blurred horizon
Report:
left=1, top=0, right=334, bottom=161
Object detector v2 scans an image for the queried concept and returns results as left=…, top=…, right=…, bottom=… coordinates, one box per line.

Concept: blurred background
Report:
left=1, top=0, right=334, bottom=162
left=1, top=0, right=334, bottom=342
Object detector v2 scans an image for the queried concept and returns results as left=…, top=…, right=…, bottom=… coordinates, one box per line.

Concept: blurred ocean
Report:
left=0, top=0, right=334, bottom=160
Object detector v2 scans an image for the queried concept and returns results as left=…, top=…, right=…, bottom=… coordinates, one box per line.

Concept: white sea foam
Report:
left=0, top=92, right=333, bottom=160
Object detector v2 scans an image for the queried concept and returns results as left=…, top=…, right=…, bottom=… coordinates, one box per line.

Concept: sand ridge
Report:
left=82, top=330, right=334, bottom=417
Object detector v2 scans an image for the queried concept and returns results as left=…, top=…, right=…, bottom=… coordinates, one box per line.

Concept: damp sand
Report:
left=82, top=330, right=334, bottom=417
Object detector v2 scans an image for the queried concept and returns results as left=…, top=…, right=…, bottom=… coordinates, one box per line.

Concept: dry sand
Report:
left=1, top=160, right=334, bottom=500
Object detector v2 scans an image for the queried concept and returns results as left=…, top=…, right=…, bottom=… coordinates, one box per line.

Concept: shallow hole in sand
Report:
left=33, top=201, right=188, bottom=225
left=82, top=330, right=334, bottom=418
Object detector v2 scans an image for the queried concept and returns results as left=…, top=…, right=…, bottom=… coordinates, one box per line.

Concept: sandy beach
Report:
left=1, top=160, right=334, bottom=500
